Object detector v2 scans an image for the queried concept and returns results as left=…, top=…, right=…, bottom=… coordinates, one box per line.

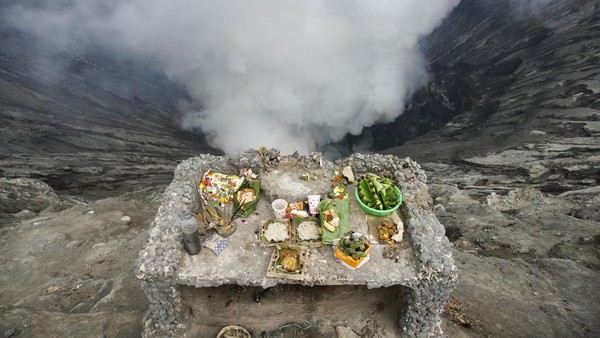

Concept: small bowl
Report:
left=354, top=186, right=402, bottom=216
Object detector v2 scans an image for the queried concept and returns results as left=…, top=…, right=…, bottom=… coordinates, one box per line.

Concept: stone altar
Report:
left=136, top=149, right=457, bottom=337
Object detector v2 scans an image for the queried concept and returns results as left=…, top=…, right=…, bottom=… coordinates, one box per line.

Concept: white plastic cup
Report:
left=271, top=199, right=288, bottom=219
left=307, top=195, right=321, bottom=215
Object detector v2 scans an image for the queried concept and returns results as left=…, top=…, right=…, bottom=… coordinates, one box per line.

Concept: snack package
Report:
left=202, top=233, right=229, bottom=255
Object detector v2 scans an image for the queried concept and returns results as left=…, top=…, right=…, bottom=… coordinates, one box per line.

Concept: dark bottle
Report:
left=181, top=212, right=201, bottom=255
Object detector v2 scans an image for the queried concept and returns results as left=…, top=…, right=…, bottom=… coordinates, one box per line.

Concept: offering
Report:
left=321, top=208, right=339, bottom=232
left=356, top=173, right=402, bottom=216
left=266, top=245, right=309, bottom=280
left=233, top=178, right=261, bottom=217
left=216, top=325, right=251, bottom=338
left=297, top=220, right=320, bottom=241
left=236, top=189, right=256, bottom=204
left=287, top=201, right=309, bottom=218
left=199, top=170, right=244, bottom=207
left=334, top=232, right=371, bottom=270
left=366, top=212, right=404, bottom=245
left=319, top=197, right=350, bottom=245
left=292, top=216, right=322, bottom=247
left=259, top=219, right=292, bottom=247
left=197, top=170, right=244, bottom=234
left=377, top=220, right=399, bottom=245
left=264, top=221, right=289, bottom=242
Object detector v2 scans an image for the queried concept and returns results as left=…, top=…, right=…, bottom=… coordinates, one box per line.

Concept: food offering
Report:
left=259, top=219, right=293, bottom=247
left=321, top=207, right=339, bottom=233
left=266, top=245, right=309, bottom=280
left=356, top=173, right=402, bottom=216
left=292, top=216, right=322, bottom=247
left=318, top=198, right=351, bottom=245
left=334, top=232, right=371, bottom=270
left=319, top=172, right=351, bottom=245
left=233, top=177, right=260, bottom=218
left=366, top=211, right=404, bottom=245
left=287, top=200, right=309, bottom=218
left=377, top=220, right=400, bottom=245
left=216, top=325, right=251, bottom=338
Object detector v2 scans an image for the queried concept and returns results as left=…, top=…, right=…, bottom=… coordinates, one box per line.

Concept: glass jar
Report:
left=215, top=220, right=237, bottom=237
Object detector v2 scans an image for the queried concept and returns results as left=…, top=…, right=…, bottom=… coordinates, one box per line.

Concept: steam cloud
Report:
left=5, top=0, right=459, bottom=154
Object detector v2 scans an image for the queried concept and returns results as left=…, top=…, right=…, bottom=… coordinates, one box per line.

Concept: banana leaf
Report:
left=233, top=179, right=261, bottom=217
left=319, top=198, right=351, bottom=245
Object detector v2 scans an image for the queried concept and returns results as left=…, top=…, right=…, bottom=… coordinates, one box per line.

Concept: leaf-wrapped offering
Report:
left=356, top=173, right=402, bottom=216
left=319, top=198, right=350, bottom=245
left=259, top=219, right=293, bottom=247
left=292, top=216, right=322, bottom=247
left=334, top=232, right=371, bottom=270
left=266, top=245, right=308, bottom=280
left=233, top=179, right=260, bottom=217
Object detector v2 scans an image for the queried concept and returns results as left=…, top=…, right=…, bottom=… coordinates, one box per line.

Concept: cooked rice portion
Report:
left=264, top=222, right=289, bottom=242
left=298, top=221, right=320, bottom=241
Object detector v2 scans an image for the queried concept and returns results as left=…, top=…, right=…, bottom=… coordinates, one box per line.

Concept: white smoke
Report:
left=5, top=0, right=459, bottom=154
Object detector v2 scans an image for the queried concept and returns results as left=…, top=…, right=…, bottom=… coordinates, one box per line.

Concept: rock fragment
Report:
left=14, top=209, right=36, bottom=219
left=3, top=329, right=19, bottom=338
left=342, top=166, right=355, bottom=183
left=335, top=326, right=362, bottom=338
left=66, top=240, right=82, bottom=249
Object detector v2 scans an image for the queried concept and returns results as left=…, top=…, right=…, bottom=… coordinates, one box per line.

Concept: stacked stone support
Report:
left=136, top=149, right=457, bottom=337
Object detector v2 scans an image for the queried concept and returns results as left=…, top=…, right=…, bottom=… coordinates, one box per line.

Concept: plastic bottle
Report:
left=181, top=212, right=201, bottom=255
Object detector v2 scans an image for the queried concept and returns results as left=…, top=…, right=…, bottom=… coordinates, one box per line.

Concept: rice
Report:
left=264, top=222, right=289, bottom=242
left=298, top=221, right=320, bottom=241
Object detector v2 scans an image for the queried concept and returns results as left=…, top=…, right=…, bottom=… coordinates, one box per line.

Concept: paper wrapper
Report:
left=202, top=233, right=228, bottom=255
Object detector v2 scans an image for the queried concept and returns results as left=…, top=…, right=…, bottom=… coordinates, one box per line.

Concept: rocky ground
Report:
left=432, top=185, right=599, bottom=337
left=0, top=179, right=163, bottom=337
left=1, top=172, right=598, bottom=338
left=387, top=1, right=600, bottom=335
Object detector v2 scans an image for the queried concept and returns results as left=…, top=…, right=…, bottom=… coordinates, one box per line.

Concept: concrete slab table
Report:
left=136, top=150, right=458, bottom=337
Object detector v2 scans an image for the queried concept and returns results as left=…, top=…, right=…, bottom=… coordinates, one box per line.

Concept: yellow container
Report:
left=334, top=241, right=371, bottom=268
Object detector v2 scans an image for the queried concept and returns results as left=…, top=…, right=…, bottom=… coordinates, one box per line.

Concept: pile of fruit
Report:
left=357, top=173, right=401, bottom=210
left=338, top=233, right=369, bottom=259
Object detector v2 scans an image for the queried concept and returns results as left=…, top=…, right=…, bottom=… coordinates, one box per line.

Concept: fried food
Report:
left=377, top=220, right=398, bottom=244
left=280, top=256, right=299, bottom=271
left=236, top=188, right=256, bottom=204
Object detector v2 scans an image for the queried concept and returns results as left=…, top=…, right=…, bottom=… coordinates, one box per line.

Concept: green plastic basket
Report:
left=354, top=186, right=402, bottom=216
